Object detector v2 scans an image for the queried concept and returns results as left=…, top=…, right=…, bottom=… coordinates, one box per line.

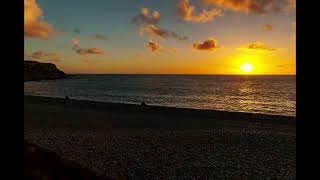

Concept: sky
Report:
left=24, top=0, right=296, bottom=75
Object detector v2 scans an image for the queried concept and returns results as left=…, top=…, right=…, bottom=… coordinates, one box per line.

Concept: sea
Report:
left=24, top=75, right=296, bottom=117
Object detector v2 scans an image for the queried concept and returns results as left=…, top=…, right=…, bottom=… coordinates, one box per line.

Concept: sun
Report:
left=240, top=63, right=253, bottom=73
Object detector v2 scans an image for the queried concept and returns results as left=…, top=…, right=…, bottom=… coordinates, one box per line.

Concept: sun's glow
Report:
left=240, top=63, right=253, bottom=73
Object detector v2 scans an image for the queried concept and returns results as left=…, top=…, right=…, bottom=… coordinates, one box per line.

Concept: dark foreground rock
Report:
left=24, top=140, right=117, bottom=180
left=24, top=60, right=68, bottom=82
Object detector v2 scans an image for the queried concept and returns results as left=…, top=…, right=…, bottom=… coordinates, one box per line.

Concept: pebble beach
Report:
left=24, top=95, right=296, bottom=179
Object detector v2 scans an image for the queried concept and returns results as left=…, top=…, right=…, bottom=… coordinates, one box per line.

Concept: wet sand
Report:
left=24, top=95, right=296, bottom=179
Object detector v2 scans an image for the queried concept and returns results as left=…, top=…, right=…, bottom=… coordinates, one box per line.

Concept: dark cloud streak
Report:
left=24, top=50, right=61, bottom=62
left=142, top=25, right=188, bottom=40
left=71, top=38, right=105, bottom=56
left=89, top=34, right=108, bottom=40
left=74, top=28, right=80, bottom=34
left=262, top=24, right=273, bottom=31
left=243, top=41, right=276, bottom=51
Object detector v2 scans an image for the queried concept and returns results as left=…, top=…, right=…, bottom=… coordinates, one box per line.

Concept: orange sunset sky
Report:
left=24, top=0, right=296, bottom=75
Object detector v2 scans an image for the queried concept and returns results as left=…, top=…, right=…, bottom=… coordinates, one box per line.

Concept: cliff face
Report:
left=24, top=61, right=68, bottom=82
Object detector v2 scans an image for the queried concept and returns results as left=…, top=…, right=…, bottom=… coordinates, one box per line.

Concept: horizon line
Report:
left=68, top=73, right=296, bottom=76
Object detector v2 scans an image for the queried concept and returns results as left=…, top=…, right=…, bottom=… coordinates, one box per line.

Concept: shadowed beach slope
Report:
left=24, top=95, right=296, bottom=179
left=24, top=140, right=116, bottom=180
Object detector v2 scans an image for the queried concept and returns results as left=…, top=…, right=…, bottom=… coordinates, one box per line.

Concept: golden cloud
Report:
left=177, top=0, right=223, bottom=23
left=146, top=41, right=161, bottom=52
left=193, top=37, right=219, bottom=51
left=133, top=8, right=188, bottom=41
left=71, top=38, right=79, bottom=47
left=24, top=0, right=56, bottom=39
left=240, top=41, right=276, bottom=52
left=146, top=41, right=178, bottom=53
left=132, top=8, right=160, bottom=26
left=203, top=0, right=295, bottom=14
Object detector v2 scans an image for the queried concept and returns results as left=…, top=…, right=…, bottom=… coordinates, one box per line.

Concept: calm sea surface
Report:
left=24, top=75, right=296, bottom=117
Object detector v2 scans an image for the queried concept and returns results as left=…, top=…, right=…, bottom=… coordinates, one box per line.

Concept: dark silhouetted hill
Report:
left=24, top=61, right=68, bottom=82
